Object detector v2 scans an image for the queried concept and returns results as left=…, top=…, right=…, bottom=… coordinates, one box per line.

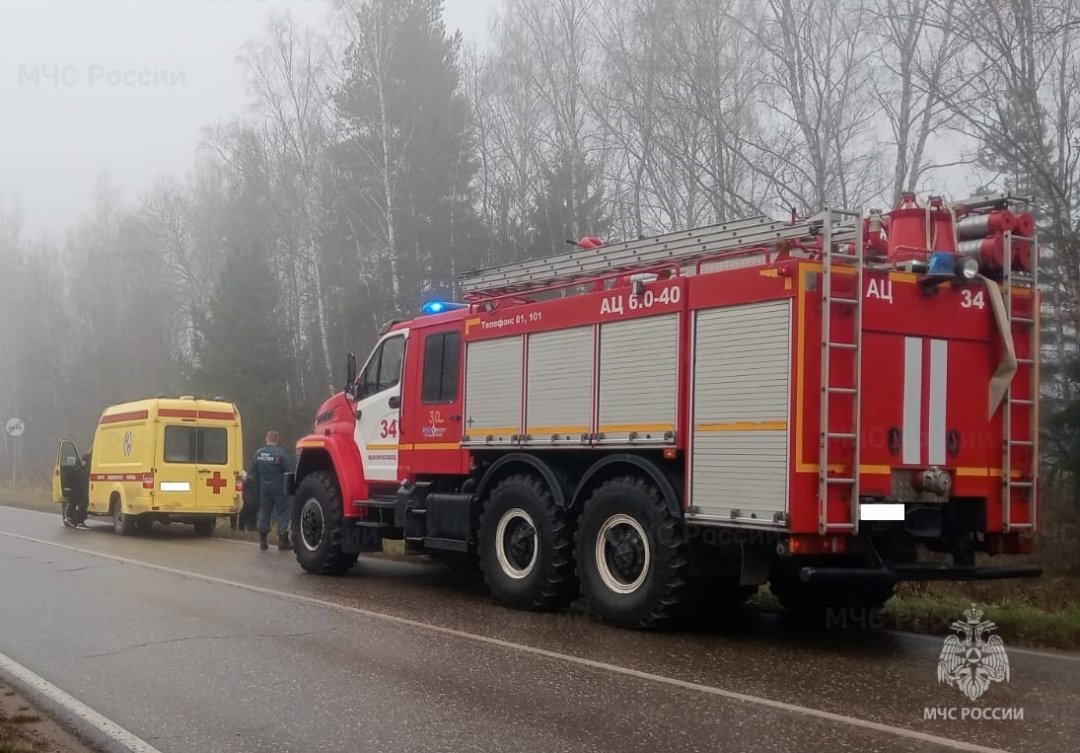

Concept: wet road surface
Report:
left=0, top=505, right=1076, bottom=753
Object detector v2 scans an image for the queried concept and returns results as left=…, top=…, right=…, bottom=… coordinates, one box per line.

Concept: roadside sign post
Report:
left=5, top=417, right=24, bottom=496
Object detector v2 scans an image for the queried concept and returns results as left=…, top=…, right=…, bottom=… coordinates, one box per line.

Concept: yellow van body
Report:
left=53, top=397, right=243, bottom=534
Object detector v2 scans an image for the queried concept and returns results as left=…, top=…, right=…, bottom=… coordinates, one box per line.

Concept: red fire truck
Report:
left=289, top=193, right=1041, bottom=628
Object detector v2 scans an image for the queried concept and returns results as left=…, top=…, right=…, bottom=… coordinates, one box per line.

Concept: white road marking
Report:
left=0, top=648, right=163, bottom=753
left=0, top=528, right=1012, bottom=753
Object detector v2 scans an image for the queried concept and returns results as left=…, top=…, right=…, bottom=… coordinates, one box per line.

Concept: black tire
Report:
left=292, top=471, right=358, bottom=575
left=112, top=499, right=136, bottom=536
left=193, top=518, right=216, bottom=537
left=575, top=476, right=688, bottom=629
left=478, top=474, right=577, bottom=611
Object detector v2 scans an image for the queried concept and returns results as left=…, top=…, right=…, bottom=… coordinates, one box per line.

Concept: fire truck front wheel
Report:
left=292, top=471, right=360, bottom=575
left=576, top=476, right=688, bottom=629
left=479, top=474, right=577, bottom=611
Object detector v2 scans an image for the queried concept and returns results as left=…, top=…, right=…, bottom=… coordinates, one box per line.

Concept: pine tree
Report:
left=332, top=0, right=484, bottom=313
left=194, top=244, right=290, bottom=457
left=528, top=148, right=610, bottom=258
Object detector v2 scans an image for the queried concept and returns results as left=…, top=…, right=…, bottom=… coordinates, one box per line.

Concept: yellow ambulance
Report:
left=53, top=397, right=244, bottom=535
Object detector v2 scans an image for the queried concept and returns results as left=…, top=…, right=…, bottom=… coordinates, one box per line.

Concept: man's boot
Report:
left=259, top=534, right=269, bottom=551
left=278, top=532, right=292, bottom=551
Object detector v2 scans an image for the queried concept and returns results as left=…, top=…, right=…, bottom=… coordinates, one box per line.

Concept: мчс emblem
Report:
left=123, top=429, right=133, bottom=457
left=937, top=604, right=1010, bottom=701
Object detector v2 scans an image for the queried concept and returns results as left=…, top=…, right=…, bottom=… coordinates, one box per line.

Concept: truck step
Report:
left=355, top=495, right=398, bottom=509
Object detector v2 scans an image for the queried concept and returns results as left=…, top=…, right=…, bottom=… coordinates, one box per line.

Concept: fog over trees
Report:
left=0, top=0, right=1077, bottom=520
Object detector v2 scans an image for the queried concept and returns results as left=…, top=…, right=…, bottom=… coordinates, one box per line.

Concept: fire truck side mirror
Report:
left=346, top=351, right=357, bottom=388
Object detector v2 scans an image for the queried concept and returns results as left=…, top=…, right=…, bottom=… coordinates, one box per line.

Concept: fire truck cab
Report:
left=291, top=193, right=1041, bottom=628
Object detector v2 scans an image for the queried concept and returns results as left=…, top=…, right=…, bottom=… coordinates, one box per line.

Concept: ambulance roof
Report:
left=98, top=397, right=239, bottom=424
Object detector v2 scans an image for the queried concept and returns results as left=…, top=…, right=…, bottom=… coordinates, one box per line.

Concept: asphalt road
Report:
left=0, top=504, right=1075, bottom=753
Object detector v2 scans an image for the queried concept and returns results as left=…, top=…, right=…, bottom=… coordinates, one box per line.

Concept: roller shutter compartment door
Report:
left=597, top=314, right=678, bottom=444
left=525, top=326, right=593, bottom=444
left=690, top=300, right=791, bottom=524
left=464, top=336, right=523, bottom=445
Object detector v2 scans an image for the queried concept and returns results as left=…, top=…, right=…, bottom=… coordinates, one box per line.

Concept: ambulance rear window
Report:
left=163, top=426, right=229, bottom=464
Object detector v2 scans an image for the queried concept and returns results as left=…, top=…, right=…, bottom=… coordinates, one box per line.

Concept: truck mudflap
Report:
left=798, top=562, right=1042, bottom=585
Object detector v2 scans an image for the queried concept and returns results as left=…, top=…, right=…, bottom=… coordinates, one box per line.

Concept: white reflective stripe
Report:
left=860, top=503, right=906, bottom=521
left=902, top=337, right=923, bottom=464
left=928, top=339, right=948, bottom=465
left=160, top=481, right=190, bottom=492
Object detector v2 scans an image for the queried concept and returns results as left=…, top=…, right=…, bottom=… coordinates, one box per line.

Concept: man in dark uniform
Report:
left=62, top=452, right=92, bottom=528
left=250, top=430, right=295, bottom=551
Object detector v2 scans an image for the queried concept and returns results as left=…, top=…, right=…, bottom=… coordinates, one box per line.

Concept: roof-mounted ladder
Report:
left=460, top=213, right=858, bottom=298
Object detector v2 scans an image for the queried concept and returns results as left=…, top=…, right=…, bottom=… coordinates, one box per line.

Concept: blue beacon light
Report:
left=422, top=300, right=468, bottom=315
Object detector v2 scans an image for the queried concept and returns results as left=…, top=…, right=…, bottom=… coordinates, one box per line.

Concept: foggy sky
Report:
left=0, top=0, right=498, bottom=240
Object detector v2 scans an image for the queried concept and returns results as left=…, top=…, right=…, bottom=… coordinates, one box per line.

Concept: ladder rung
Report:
left=1007, top=523, right=1035, bottom=530
left=826, top=432, right=857, bottom=439
left=1016, top=358, right=1035, bottom=365
left=1008, top=440, right=1034, bottom=447
left=829, top=296, right=858, bottom=305
left=1010, top=399, right=1034, bottom=406
left=827, top=387, right=857, bottom=395
left=829, top=252, right=861, bottom=260
left=1011, top=316, right=1034, bottom=324
left=1009, top=481, right=1035, bottom=488
left=827, top=341, right=857, bottom=350
left=825, top=477, right=856, bottom=485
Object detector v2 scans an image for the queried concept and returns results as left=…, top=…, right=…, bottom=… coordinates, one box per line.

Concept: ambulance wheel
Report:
left=575, top=476, right=688, bottom=629
left=193, top=518, right=216, bottom=537
left=112, top=498, right=136, bottom=536
left=479, top=474, right=577, bottom=611
left=293, top=471, right=358, bottom=575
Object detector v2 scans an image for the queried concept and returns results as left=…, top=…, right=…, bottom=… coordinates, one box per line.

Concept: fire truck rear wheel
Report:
left=575, top=476, right=688, bottom=629
left=479, top=474, right=577, bottom=611
left=292, top=471, right=359, bottom=575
